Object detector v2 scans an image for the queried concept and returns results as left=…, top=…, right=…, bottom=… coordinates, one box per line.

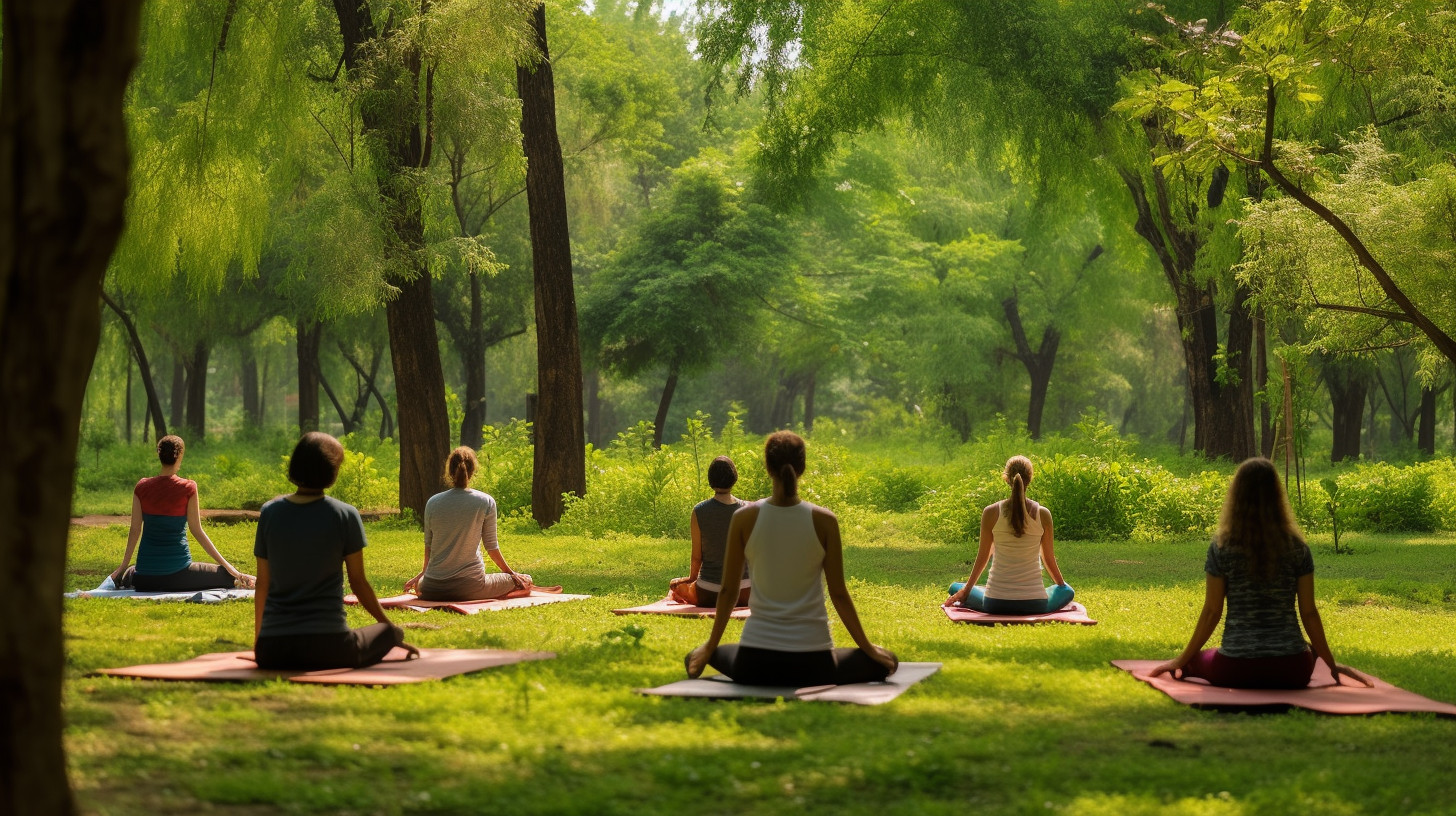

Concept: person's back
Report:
left=423, top=487, right=496, bottom=581
left=985, top=499, right=1045, bottom=601
left=739, top=501, right=833, bottom=652
left=134, top=474, right=195, bottom=576
left=1208, top=537, right=1312, bottom=659
left=255, top=495, right=362, bottom=638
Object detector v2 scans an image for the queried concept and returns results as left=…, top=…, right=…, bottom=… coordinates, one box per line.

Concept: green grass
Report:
left=63, top=520, right=1456, bottom=816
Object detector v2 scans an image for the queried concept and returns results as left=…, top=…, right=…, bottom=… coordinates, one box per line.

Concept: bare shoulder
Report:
left=1038, top=504, right=1053, bottom=523
left=732, top=501, right=762, bottom=522
left=982, top=502, right=1001, bottom=521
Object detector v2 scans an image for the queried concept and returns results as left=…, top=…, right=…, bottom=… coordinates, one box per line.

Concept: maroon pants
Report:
left=1181, top=647, right=1315, bottom=689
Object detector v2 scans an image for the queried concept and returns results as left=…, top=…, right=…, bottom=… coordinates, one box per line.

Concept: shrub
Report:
left=1415, top=458, right=1456, bottom=531
left=1032, top=454, right=1140, bottom=540
left=476, top=420, right=534, bottom=515
left=915, top=472, right=1006, bottom=545
left=1133, top=468, right=1225, bottom=541
left=1335, top=462, right=1439, bottom=533
left=330, top=449, right=395, bottom=512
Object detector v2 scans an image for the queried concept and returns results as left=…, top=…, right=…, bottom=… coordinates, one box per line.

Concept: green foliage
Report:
left=1334, top=462, right=1440, bottom=534
left=331, top=450, right=396, bottom=512
left=476, top=420, right=535, bottom=516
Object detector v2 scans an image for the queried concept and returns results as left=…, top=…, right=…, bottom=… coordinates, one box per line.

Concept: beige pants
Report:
left=418, top=570, right=526, bottom=602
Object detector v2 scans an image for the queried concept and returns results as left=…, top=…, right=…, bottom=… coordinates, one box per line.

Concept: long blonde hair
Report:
left=1218, top=458, right=1303, bottom=579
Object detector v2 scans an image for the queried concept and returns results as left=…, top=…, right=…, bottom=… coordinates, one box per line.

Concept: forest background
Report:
left=74, top=0, right=1456, bottom=538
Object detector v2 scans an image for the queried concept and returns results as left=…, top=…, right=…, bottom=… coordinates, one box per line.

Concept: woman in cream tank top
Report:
left=685, top=431, right=898, bottom=686
left=944, top=455, right=1075, bottom=615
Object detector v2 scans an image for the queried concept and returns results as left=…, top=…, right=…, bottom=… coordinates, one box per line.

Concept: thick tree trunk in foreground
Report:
left=0, top=2, right=143, bottom=813
left=519, top=4, right=586, bottom=526
left=297, top=317, right=321, bottom=433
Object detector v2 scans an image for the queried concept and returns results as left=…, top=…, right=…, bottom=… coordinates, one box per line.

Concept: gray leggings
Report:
left=253, top=623, right=403, bottom=671
left=128, top=563, right=235, bottom=592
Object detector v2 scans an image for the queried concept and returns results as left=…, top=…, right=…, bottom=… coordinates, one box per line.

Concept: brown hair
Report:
left=1004, top=455, right=1034, bottom=537
left=446, top=446, right=478, bottom=489
left=288, top=432, right=346, bottom=490
left=707, top=455, right=738, bottom=490
left=157, top=435, right=185, bottom=466
left=764, top=431, right=807, bottom=498
left=1218, top=457, right=1303, bottom=579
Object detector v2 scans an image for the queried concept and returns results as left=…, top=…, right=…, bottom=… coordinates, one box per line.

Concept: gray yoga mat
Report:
left=637, top=662, right=941, bottom=705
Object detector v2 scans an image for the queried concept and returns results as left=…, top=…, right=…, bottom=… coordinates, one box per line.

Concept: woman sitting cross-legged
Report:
left=944, top=455, right=1074, bottom=615
left=685, top=431, right=898, bottom=686
left=402, top=446, right=536, bottom=602
left=110, top=434, right=255, bottom=592
left=1148, top=457, right=1369, bottom=689
left=252, top=432, right=411, bottom=671
left=669, top=455, right=751, bottom=609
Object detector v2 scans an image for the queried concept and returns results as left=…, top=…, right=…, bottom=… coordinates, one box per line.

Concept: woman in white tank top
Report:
left=943, top=456, right=1075, bottom=615
left=685, top=432, right=898, bottom=686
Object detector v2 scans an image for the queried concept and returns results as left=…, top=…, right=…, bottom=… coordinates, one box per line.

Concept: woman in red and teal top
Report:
left=109, top=435, right=255, bottom=591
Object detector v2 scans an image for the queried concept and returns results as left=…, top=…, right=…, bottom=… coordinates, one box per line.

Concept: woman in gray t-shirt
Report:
left=1149, top=458, right=1369, bottom=689
left=403, top=446, right=537, bottom=602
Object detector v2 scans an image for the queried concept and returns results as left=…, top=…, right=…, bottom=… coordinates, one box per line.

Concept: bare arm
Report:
left=819, top=507, right=894, bottom=673
left=110, top=494, right=144, bottom=582
left=188, top=493, right=255, bottom=588
left=1149, top=574, right=1226, bottom=676
left=402, top=545, right=430, bottom=595
left=344, top=550, right=391, bottom=626
left=253, top=559, right=270, bottom=640
left=945, top=506, right=997, bottom=606
left=688, top=511, right=703, bottom=581
left=1297, top=573, right=1370, bottom=686
left=685, top=506, right=755, bottom=677
left=1039, top=507, right=1067, bottom=586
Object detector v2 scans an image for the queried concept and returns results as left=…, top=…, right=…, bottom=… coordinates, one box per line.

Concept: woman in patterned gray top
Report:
left=1150, top=458, right=1369, bottom=689
left=669, top=456, right=751, bottom=608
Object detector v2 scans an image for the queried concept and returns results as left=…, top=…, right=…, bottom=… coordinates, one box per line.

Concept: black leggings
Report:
left=708, top=643, right=892, bottom=687
left=253, top=623, right=403, bottom=671
left=130, top=563, right=236, bottom=592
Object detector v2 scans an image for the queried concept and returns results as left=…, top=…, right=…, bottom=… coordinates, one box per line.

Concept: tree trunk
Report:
left=297, top=316, right=321, bottom=433
left=101, top=291, right=166, bottom=440
left=519, top=3, right=586, bottom=526
left=184, top=339, right=209, bottom=436
left=333, top=0, right=451, bottom=518
left=1417, top=387, right=1436, bottom=456
left=125, top=352, right=133, bottom=443
left=1324, top=359, right=1368, bottom=463
left=0, top=2, right=143, bottom=812
left=652, top=366, right=680, bottom=449
left=803, top=370, right=817, bottom=433
left=241, top=341, right=260, bottom=429
left=1002, top=295, right=1060, bottom=440
left=1256, top=308, right=1273, bottom=458
left=169, top=357, right=185, bottom=430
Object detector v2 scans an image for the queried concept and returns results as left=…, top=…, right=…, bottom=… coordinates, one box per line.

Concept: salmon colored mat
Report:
left=93, top=648, right=554, bottom=685
left=637, top=662, right=941, bottom=705
left=942, top=602, right=1097, bottom=626
left=1112, top=659, right=1456, bottom=716
left=612, top=596, right=751, bottom=619
left=344, top=590, right=588, bottom=615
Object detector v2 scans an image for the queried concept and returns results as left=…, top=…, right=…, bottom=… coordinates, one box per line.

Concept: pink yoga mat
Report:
left=345, top=591, right=588, bottom=615
left=1113, top=659, right=1456, bottom=716
left=612, top=596, right=751, bottom=619
left=942, top=602, right=1097, bottom=626
left=93, top=648, right=554, bottom=686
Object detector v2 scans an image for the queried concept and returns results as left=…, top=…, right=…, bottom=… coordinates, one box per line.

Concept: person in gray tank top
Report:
left=669, top=456, right=751, bottom=609
left=1149, top=458, right=1370, bottom=689
left=685, top=432, right=897, bottom=687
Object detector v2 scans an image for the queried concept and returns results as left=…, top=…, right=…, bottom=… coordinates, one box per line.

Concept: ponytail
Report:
left=779, top=462, right=798, bottom=498
left=1002, top=455, right=1034, bottom=537
left=1008, top=473, right=1026, bottom=537
left=445, top=446, right=478, bottom=489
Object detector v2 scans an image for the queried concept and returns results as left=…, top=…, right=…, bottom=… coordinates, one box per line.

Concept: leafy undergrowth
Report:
left=63, top=524, right=1456, bottom=816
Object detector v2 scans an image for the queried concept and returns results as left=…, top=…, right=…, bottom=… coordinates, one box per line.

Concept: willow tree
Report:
left=1, top=1, right=144, bottom=812
left=696, top=0, right=1261, bottom=458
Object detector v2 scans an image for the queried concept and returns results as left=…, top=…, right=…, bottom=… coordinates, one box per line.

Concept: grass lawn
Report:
left=63, top=518, right=1456, bottom=816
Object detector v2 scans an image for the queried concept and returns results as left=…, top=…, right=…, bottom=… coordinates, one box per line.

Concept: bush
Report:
left=1134, top=468, right=1225, bottom=541
left=1033, top=454, right=1140, bottom=540
left=476, top=420, right=534, bottom=515
left=1335, top=462, right=1439, bottom=533
left=914, top=472, right=1006, bottom=545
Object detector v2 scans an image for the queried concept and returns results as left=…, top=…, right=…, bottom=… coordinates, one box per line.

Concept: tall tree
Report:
left=0, top=1, right=144, bottom=811
left=518, top=2, right=586, bottom=526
